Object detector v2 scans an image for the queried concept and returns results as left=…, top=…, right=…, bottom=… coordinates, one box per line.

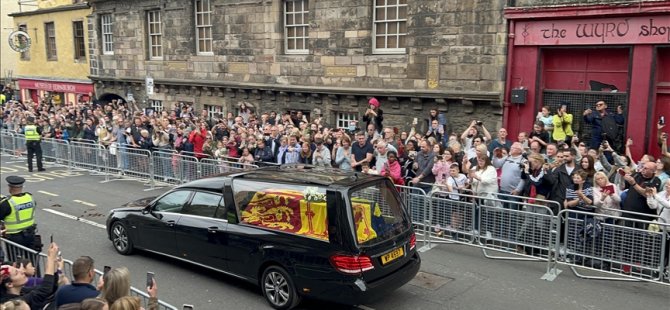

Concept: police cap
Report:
left=6, top=176, right=25, bottom=188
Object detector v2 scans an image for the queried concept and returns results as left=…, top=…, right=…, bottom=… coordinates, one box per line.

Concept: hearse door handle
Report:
left=207, top=226, right=219, bottom=233
left=166, top=220, right=176, bottom=227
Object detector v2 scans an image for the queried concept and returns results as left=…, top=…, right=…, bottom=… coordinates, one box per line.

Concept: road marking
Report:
left=43, top=208, right=106, bottom=229
left=73, top=199, right=97, bottom=207
left=38, top=190, right=59, bottom=197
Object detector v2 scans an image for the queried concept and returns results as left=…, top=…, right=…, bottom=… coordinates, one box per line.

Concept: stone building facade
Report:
left=88, top=0, right=507, bottom=133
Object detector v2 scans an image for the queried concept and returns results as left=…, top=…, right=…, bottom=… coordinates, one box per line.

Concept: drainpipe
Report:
left=502, top=19, right=516, bottom=130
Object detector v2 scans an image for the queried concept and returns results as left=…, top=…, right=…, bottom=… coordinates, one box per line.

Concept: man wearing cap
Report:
left=0, top=176, right=40, bottom=251
left=24, top=117, right=45, bottom=172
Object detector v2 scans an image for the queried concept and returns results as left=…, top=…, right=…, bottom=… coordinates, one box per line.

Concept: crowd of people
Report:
left=1, top=93, right=670, bottom=269
left=1, top=242, right=159, bottom=310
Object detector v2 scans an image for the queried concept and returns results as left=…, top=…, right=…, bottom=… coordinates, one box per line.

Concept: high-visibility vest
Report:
left=4, top=194, right=36, bottom=234
left=24, top=125, right=40, bottom=141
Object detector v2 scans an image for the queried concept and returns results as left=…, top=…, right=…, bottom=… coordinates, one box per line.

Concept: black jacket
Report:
left=543, top=164, right=576, bottom=214
left=1, top=274, right=57, bottom=310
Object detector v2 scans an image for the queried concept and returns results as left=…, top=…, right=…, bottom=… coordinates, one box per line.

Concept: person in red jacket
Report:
left=189, top=122, right=208, bottom=159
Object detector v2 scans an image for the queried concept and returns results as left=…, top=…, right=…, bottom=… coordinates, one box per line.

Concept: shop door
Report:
left=649, top=48, right=670, bottom=157
left=540, top=48, right=631, bottom=151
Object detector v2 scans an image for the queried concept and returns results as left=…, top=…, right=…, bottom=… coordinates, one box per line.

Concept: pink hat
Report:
left=368, top=97, right=380, bottom=108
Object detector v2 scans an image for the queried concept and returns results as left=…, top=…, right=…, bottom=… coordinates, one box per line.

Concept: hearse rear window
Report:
left=349, top=180, right=410, bottom=246
left=232, top=179, right=330, bottom=241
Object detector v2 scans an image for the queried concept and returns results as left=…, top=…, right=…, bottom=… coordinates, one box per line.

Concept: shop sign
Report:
left=8, top=30, right=31, bottom=52
left=18, top=79, right=94, bottom=94
left=514, top=15, right=670, bottom=45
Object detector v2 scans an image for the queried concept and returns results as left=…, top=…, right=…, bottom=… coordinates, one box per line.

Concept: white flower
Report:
left=304, top=186, right=326, bottom=202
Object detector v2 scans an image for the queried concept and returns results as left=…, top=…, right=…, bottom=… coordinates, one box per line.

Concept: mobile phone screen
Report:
left=146, top=272, right=155, bottom=288
left=103, top=266, right=111, bottom=276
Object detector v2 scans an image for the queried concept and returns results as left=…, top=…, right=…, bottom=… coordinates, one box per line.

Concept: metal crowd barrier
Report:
left=1, top=135, right=668, bottom=286
left=0, top=237, right=179, bottom=310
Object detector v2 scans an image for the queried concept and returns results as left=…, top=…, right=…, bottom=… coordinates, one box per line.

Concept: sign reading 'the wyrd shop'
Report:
left=514, top=15, right=670, bottom=46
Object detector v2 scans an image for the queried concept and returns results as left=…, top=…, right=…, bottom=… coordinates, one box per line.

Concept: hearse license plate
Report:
left=381, top=247, right=404, bottom=265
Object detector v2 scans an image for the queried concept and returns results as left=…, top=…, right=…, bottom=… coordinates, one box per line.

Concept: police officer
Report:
left=0, top=176, right=41, bottom=253
left=24, top=116, right=45, bottom=172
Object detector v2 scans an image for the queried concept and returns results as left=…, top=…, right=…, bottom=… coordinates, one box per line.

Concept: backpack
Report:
left=601, top=114, right=619, bottom=142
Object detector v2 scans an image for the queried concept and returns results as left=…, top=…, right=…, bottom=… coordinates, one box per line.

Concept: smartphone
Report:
left=617, top=168, right=626, bottom=176
left=146, top=272, right=155, bottom=289
left=603, top=184, right=615, bottom=193
left=412, top=118, right=418, bottom=125
left=103, top=266, right=111, bottom=276
left=183, top=305, right=194, bottom=310
left=660, top=116, right=666, bottom=125
left=50, top=234, right=53, bottom=243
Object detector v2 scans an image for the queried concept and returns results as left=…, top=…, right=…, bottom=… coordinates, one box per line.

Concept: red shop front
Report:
left=503, top=2, right=670, bottom=160
left=18, top=79, right=94, bottom=107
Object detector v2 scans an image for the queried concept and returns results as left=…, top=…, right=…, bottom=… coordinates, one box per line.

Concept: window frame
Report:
left=194, top=0, right=213, bottom=55
left=73, top=20, right=86, bottom=61
left=44, top=22, right=57, bottom=61
left=18, top=24, right=29, bottom=61
left=149, top=99, right=164, bottom=112
left=372, top=0, right=408, bottom=55
left=147, top=10, right=163, bottom=60
left=336, top=111, right=359, bottom=129
left=182, top=191, right=223, bottom=218
left=283, top=0, right=309, bottom=55
left=100, top=14, right=114, bottom=55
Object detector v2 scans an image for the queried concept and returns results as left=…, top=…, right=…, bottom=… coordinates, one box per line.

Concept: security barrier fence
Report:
left=0, top=238, right=179, bottom=310
left=1, top=130, right=668, bottom=286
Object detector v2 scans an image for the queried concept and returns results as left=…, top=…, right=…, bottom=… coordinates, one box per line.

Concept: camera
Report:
left=476, top=121, right=483, bottom=126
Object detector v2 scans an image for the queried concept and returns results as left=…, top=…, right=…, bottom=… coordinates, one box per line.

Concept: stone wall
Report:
left=90, top=0, right=507, bottom=134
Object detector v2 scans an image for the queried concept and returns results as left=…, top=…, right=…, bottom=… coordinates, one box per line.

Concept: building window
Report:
left=147, top=10, right=163, bottom=59
left=284, top=0, right=309, bottom=54
left=101, top=14, right=114, bottom=55
left=336, top=112, right=358, bottom=129
left=195, top=0, right=213, bottom=54
left=373, top=0, right=407, bottom=54
left=18, top=24, right=29, bottom=61
left=73, top=21, right=86, bottom=60
left=45, top=22, right=57, bottom=61
left=149, top=99, right=163, bottom=112
left=204, top=104, right=222, bottom=120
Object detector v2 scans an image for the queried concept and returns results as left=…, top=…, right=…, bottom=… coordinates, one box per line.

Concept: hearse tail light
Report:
left=409, top=233, right=416, bottom=251
left=330, top=254, right=374, bottom=275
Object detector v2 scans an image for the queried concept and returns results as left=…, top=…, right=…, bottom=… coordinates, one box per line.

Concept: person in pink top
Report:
left=380, top=151, right=403, bottom=185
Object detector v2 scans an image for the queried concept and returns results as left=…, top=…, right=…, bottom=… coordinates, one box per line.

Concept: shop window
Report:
left=45, top=22, right=57, bottom=61
left=147, top=10, right=163, bottom=60
left=284, top=0, right=309, bottom=54
left=73, top=21, right=86, bottom=61
left=101, top=14, right=114, bottom=55
left=18, top=24, right=29, bottom=61
left=195, top=0, right=213, bottom=55
left=336, top=112, right=358, bottom=129
left=372, top=0, right=407, bottom=54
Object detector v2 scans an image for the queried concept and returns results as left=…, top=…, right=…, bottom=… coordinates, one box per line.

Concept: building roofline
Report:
left=9, top=3, right=90, bottom=17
